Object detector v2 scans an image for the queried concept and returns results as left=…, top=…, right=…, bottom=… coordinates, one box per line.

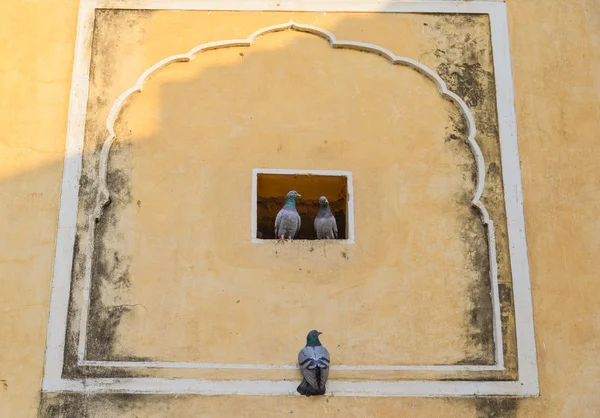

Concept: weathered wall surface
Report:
left=64, top=11, right=503, bottom=380
left=1, top=0, right=599, bottom=416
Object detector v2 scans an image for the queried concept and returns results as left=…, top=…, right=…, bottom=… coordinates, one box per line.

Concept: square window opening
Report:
left=254, top=171, right=351, bottom=241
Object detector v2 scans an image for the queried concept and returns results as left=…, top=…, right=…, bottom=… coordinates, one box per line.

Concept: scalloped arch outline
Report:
left=79, top=21, right=503, bottom=370
left=96, top=20, right=490, bottom=216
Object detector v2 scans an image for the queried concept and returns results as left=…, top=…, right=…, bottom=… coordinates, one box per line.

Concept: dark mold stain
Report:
left=433, top=14, right=505, bottom=366
left=434, top=15, right=500, bottom=140
left=498, top=282, right=518, bottom=375
left=438, top=62, right=486, bottom=107
left=448, top=112, right=495, bottom=364
left=446, top=105, right=494, bottom=364
left=86, top=156, right=147, bottom=364
left=89, top=10, right=150, bottom=91
left=62, top=234, right=84, bottom=377
left=76, top=170, right=100, bottom=216
left=437, top=59, right=499, bottom=139
left=66, top=140, right=151, bottom=376
left=458, top=207, right=494, bottom=365
left=487, top=162, right=501, bottom=182
left=38, top=393, right=154, bottom=417
left=475, top=398, right=518, bottom=418
left=38, top=393, right=87, bottom=418
left=47, top=8, right=159, bottom=393
left=90, top=393, right=140, bottom=414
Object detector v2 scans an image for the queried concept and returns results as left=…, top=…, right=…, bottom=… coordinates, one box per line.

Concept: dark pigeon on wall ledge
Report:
left=297, top=330, right=330, bottom=396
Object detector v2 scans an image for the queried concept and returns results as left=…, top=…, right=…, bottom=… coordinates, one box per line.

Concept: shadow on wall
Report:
left=37, top=393, right=519, bottom=417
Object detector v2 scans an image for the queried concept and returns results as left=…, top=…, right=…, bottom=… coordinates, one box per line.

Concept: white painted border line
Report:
left=78, top=21, right=503, bottom=373
left=41, top=0, right=538, bottom=397
left=42, top=0, right=97, bottom=389
left=489, top=3, right=539, bottom=395
left=44, top=377, right=538, bottom=397
left=99, top=0, right=505, bottom=14
left=250, top=168, right=355, bottom=244
left=80, top=359, right=504, bottom=372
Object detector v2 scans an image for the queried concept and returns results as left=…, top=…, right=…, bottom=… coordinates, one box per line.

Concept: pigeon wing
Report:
left=298, top=347, right=319, bottom=390
left=314, top=345, right=329, bottom=392
left=314, top=217, right=325, bottom=239
left=314, top=345, right=330, bottom=389
left=298, top=346, right=310, bottom=366
left=314, top=345, right=330, bottom=364
left=293, top=211, right=301, bottom=237
left=328, top=214, right=338, bottom=239
left=299, top=346, right=330, bottom=391
left=274, top=209, right=283, bottom=238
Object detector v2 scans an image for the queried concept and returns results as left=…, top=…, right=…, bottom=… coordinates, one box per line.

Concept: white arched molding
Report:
left=78, top=21, right=504, bottom=371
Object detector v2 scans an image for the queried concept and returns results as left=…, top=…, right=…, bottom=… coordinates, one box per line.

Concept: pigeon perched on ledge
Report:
left=275, top=190, right=301, bottom=240
left=314, top=196, right=338, bottom=239
left=297, top=330, right=330, bottom=396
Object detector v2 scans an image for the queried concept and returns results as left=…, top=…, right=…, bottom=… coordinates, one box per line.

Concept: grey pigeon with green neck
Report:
left=297, top=330, right=330, bottom=396
left=313, top=196, right=338, bottom=239
left=275, top=190, right=301, bottom=240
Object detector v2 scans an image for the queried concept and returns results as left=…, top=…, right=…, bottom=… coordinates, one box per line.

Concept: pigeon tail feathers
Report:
left=297, top=378, right=326, bottom=397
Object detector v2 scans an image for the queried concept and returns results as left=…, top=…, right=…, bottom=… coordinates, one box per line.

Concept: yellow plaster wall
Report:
left=91, top=14, right=484, bottom=368
left=0, top=2, right=80, bottom=416
left=64, top=9, right=509, bottom=385
left=1, top=0, right=599, bottom=417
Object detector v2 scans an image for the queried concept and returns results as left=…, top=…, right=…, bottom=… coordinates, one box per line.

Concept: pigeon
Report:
left=297, top=330, right=330, bottom=397
left=275, top=190, right=301, bottom=240
left=313, top=196, right=338, bottom=239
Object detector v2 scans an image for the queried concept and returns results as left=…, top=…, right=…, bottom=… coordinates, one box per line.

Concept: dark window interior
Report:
left=256, top=173, right=348, bottom=240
